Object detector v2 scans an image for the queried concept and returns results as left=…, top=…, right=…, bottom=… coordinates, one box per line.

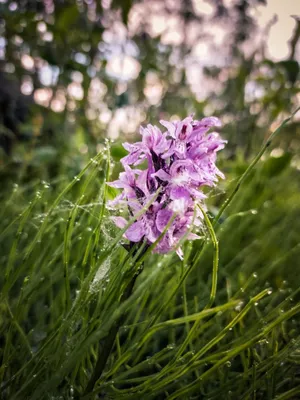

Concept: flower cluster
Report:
left=108, top=115, right=226, bottom=258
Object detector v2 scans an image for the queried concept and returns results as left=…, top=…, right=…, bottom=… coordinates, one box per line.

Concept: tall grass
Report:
left=1, top=114, right=300, bottom=399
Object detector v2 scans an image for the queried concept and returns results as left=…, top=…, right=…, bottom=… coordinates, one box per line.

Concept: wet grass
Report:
left=1, top=114, right=300, bottom=399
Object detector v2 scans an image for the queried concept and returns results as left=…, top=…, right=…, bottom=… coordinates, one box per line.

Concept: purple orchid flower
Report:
left=107, top=115, right=226, bottom=259
left=121, top=124, right=171, bottom=167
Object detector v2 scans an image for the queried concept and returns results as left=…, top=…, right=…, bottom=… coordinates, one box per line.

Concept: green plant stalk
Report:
left=159, top=204, right=219, bottom=372
left=145, top=205, right=211, bottom=331
left=274, top=385, right=300, bottom=400
left=145, top=289, right=270, bottom=397
left=83, top=211, right=177, bottom=395
left=197, top=204, right=219, bottom=309
left=213, top=106, right=300, bottom=226
left=168, top=303, right=300, bottom=399
left=83, top=269, right=142, bottom=395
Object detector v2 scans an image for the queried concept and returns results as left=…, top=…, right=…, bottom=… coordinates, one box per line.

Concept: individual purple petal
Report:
left=136, top=170, right=150, bottom=197
left=125, top=221, right=145, bottom=242
left=152, top=169, right=171, bottom=181
left=107, top=180, right=126, bottom=189
left=121, top=142, right=145, bottom=166
left=173, top=140, right=186, bottom=159
left=176, top=247, right=184, bottom=260
left=161, top=142, right=175, bottom=159
left=170, top=186, right=190, bottom=201
left=111, top=216, right=128, bottom=229
left=176, top=116, right=193, bottom=140
left=200, top=116, right=222, bottom=127
left=187, top=232, right=201, bottom=241
left=189, top=188, right=207, bottom=200
left=122, top=142, right=142, bottom=153
left=107, top=193, right=125, bottom=209
left=121, top=152, right=143, bottom=166
left=156, top=209, right=173, bottom=232
left=160, top=120, right=177, bottom=138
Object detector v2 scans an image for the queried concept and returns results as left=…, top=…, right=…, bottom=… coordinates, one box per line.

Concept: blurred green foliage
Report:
left=0, top=0, right=299, bottom=176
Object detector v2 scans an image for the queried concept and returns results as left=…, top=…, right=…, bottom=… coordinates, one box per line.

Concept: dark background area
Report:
left=0, top=0, right=299, bottom=182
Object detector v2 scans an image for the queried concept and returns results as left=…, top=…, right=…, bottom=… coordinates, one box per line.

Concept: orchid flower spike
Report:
left=107, top=115, right=226, bottom=259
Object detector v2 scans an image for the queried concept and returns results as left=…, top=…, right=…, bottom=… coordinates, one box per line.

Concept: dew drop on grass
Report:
left=267, top=290, right=273, bottom=295
left=254, top=302, right=259, bottom=306
left=259, top=339, right=269, bottom=346
left=252, top=272, right=258, bottom=278
left=225, top=361, right=231, bottom=368
left=90, top=158, right=98, bottom=165
left=235, top=301, right=244, bottom=311
left=42, top=180, right=50, bottom=189
left=167, top=343, right=175, bottom=350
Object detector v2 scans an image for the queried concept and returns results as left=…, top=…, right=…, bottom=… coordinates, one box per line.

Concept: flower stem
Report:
left=197, top=204, right=219, bottom=309
left=83, top=271, right=141, bottom=396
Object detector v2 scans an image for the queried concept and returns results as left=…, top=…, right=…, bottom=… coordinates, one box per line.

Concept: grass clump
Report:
left=1, top=114, right=300, bottom=399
